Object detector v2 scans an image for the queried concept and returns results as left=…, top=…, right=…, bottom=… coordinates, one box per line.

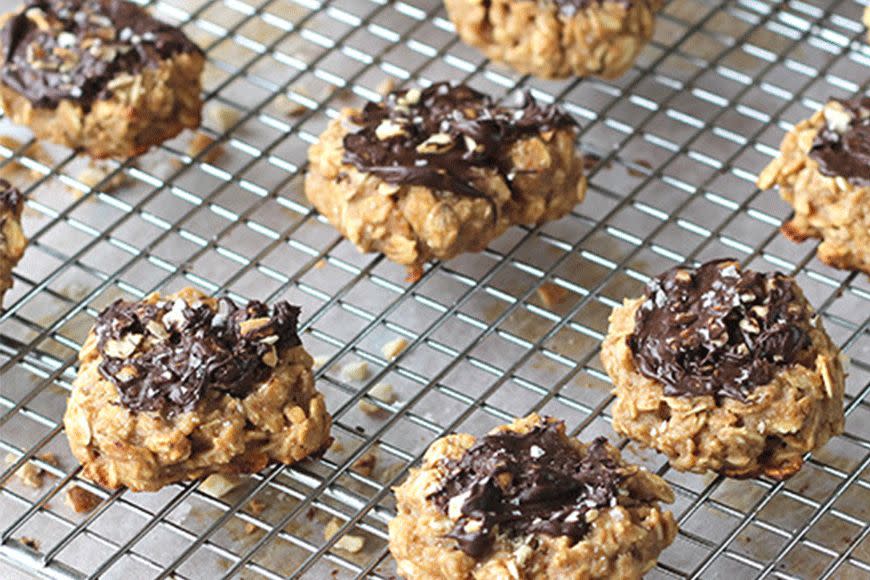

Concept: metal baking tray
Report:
left=1, top=0, right=869, bottom=578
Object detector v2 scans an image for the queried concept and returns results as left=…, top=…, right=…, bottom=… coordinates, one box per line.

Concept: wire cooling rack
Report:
left=1, top=0, right=870, bottom=578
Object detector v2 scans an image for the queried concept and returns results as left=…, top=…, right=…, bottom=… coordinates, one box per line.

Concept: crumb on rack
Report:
left=0, top=136, right=51, bottom=180
left=207, top=104, right=241, bottom=132
left=73, top=163, right=127, bottom=194
left=65, top=485, right=101, bottom=514
left=324, top=518, right=366, bottom=553
left=381, top=337, right=408, bottom=360
left=537, top=282, right=569, bottom=308
left=244, top=522, right=258, bottom=535
left=359, top=383, right=397, bottom=416
left=198, top=473, right=243, bottom=498
left=248, top=499, right=266, bottom=516
left=5, top=452, right=58, bottom=488
left=19, top=536, right=40, bottom=551
left=351, top=450, right=378, bottom=477
left=187, top=132, right=224, bottom=164
left=341, top=361, right=370, bottom=382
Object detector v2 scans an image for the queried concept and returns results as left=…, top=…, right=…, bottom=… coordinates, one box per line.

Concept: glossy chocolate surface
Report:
left=95, top=295, right=301, bottom=416
left=429, top=421, right=621, bottom=558
left=809, top=97, right=870, bottom=186
left=342, top=82, right=576, bottom=201
left=629, top=259, right=814, bottom=401
left=1, top=0, right=200, bottom=109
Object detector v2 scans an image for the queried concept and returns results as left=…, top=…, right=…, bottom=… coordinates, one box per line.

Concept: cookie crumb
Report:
left=199, top=473, right=243, bottom=498
left=330, top=439, right=345, bottom=453
left=6, top=453, right=47, bottom=488
left=188, top=132, right=224, bottom=164
left=207, top=104, right=241, bottom=132
left=324, top=518, right=365, bottom=553
left=248, top=499, right=266, bottom=516
left=244, top=522, right=258, bottom=535
left=537, top=282, right=568, bottom=308
left=381, top=337, right=407, bottom=360
left=313, top=355, right=328, bottom=370
left=377, top=78, right=396, bottom=96
left=351, top=451, right=378, bottom=477
left=359, top=383, right=396, bottom=415
left=74, top=163, right=127, bottom=193
left=282, top=95, right=308, bottom=117
left=19, top=536, right=40, bottom=551
left=342, top=361, right=370, bottom=382
left=0, top=136, right=50, bottom=180
left=65, top=486, right=101, bottom=513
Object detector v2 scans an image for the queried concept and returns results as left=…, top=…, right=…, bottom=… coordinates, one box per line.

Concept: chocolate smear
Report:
left=629, top=259, right=814, bottom=401
left=429, top=421, right=621, bottom=558
left=809, top=97, right=870, bottom=187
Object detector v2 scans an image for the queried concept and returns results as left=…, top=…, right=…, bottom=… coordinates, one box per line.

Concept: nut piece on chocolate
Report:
left=757, top=97, right=870, bottom=275
left=389, top=414, right=677, bottom=579
left=0, top=0, right=204, bottom=159
left=63, top=287, right=332, bottom=492
left=305, top=82, right=587, bottom=271
left=445, top=0, right=664, bottom=79
left=601, top=259, right=846, bottom=480
left=0, top=179, right=27, bottom=306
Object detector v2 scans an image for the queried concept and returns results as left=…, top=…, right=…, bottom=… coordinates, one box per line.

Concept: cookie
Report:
left=601, top=259, right=846, bottom=480
left=444, top=0, right=663, bottom=79
left=0, top=0, right=204, bottom=159
left=757, top=97, right=870, bottom=275
left=389, top=414, right=677, bottom=579
left=63, top=287, right=332, bottom=491
left=305, top=82, right=586, bottom=272
left=0, top=179, right=26, bottom=306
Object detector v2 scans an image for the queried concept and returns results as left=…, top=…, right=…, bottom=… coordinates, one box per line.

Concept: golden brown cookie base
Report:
left=444, top=0, right=662, bottom=79
left=305, top=111, right=586, bottom=270
left=0, top=51, right=204, bottom=159
left=601, top=296, right=846, bottom=480
left=0, top=195, right=26, bottom=306
left=757, top=102, right=870, bottom=275
left=388, top=414, right=677, bottom=580
left=63, top=288, right=332, bottom=492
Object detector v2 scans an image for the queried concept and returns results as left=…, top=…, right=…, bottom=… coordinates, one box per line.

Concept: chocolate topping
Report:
left=429, top=421, right=622, bottom=558
left=0, top=0, right=201, bottom=109
left=809, top=97, right=870, bottom=186
left=484, top=0, right=626, bottom=16
left=342, top=82, right=577, bottom=201
left=94, top=295, right=301, bottom=416
left=629, top=259, right=814, bottom=401
left=0, top=178, right=23, bottom=213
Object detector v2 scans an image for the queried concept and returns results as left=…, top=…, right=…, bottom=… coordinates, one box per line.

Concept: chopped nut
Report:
left=65, top=486, right=101, bottom=514
left=415, top=132, right=453, bottom=154
left=377, top=77, right=395, bottom=96
left=823, top=102, right=853, bottom=134
left=334, top=533, right=365, bottom=553
left=5, top=453, right=44, bottom=488
left=381, top=338, right=407, bottom=360
left=25, top=7, right=51, bottom=31
left=401, top=88, right=421, bottom=105
left=102, top=334, right=143, bottom=358
left=447, top=492, right=469, bottom=520
left=146, top=319, right=170, bottom=340
left=207, top=104, right=241, bottom=132
left=751, top=305, right=769, bottom=319
left=351, top=451, right=377, bottom=477
left=262, top=346, right=278, bottom=367
left=673, top=270, right=692, bottom=285
left=248, top=499, right=266, bottom=515
left=377, top=182, right=401, bottom=196
left=375, top=120, right=406, bottom=141
left=199, top=473, right=243, bottom=498
left=341, top=361, right=370, bottom=382
left=537, top=282, right=568, bottom=308
left=739, top=318, right=761, bottom=334
left=188, top=132, right=224, bottom=164
left=239, top=317, right=270, bottom=336
left=359, top=383, right=396, bottom=415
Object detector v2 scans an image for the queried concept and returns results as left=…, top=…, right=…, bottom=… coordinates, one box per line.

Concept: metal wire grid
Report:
left=0, top=0, right=868, bottom=577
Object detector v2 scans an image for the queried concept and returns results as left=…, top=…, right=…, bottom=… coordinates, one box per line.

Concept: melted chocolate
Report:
left=342, top=82, right=577, bottom=201
left=809, top=97, right=870, bottom=186
left=1, top=0, right=201, bottom=109
left=0, top=178, right=23, bottom=213
left=484, top=0, right=629, bottom=16
left=94, top=295, right=301, bottom=416
left=629, top=259, right=814, bottom=401
left=429, top=421, right=621, bottom=558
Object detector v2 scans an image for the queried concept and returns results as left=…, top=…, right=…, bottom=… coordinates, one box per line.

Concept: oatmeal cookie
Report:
left=389, top=414, right=677, bottom=579
left=0, top=0, right=204, bottom=159
left=601, top=259, right=846, bottom=480
left=0, top=180, right=26, bottom=306
left=305, top=82, right=586, bottom=272
left=444, top=0, right=663, bottom=79
left=63, top=287, right=332, bottom=492
left=757, top=97, right=870, bottom=275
